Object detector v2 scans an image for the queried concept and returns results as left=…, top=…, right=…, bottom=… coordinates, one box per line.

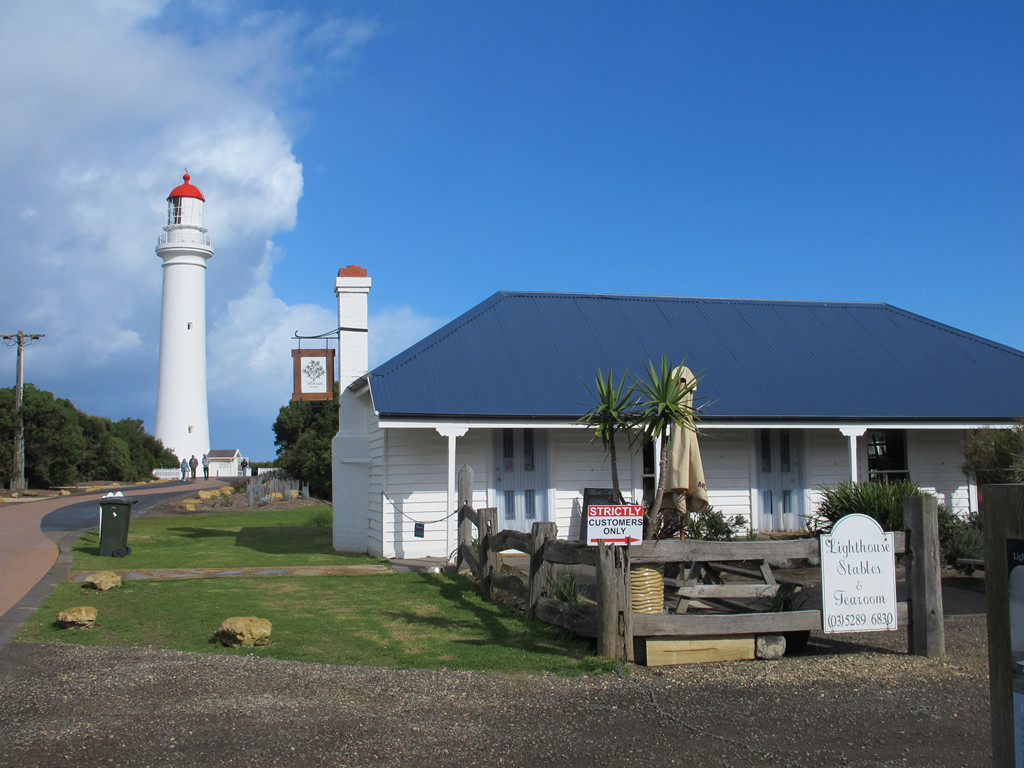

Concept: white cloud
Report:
left=0, top=0, right=376, bottom=458
left=207, top=244, right=336, bottom=410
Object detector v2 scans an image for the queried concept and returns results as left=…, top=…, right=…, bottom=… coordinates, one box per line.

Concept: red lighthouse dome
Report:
left=168, top=172, right=206, bottom=202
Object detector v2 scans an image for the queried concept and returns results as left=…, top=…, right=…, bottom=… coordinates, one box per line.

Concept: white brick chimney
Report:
left=334, top=265, right=371, bottom=390
left=332, top=265, right=373, bottom=554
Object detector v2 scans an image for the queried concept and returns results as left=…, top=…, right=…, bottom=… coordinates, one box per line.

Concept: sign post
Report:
left=820, top=514, right=898, bottom=633
left=983, top=485, right=1024, bottom=767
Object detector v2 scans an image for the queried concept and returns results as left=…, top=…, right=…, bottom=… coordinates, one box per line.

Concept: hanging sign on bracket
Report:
left=291, top=348, right=336, bottom=402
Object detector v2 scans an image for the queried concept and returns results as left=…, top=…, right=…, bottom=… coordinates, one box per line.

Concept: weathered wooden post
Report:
left=478, top=507, right=499, bottom=596
left=904, top=495, right=944, bottom=657
left=983, top=484, right=1024, bottom=767
left=595, top=541, right=633, bottom=662
left=456, top=465, right=474, bottom=572
left=528, top=522, right=557, bottom=620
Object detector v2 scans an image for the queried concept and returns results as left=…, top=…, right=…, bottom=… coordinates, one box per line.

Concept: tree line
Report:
left=271, top=396, right=337, bottom=500
left=0, top=384, right=178, bottom=488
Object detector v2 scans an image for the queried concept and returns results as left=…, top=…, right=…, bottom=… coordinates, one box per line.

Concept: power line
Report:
left=1, top=331, right=45, bottom=491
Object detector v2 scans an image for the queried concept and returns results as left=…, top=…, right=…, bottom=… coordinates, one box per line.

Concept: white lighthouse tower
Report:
left=154, top=172, right=213, bottom=462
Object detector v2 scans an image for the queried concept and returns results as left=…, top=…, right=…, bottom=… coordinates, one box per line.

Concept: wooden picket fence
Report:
left=453, top=466, right=944, bottom=664
left=246, top=471, right=310, bottom=506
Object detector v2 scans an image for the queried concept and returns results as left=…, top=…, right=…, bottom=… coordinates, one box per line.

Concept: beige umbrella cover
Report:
left=665, top=365, right=709, bottom=518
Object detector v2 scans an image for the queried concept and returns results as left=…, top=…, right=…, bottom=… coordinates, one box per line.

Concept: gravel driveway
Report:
left=0, top=615, right=989, bottom=767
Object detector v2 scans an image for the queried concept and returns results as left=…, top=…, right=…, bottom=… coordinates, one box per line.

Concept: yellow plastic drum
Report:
left=630, top=566, right=664, bottom=614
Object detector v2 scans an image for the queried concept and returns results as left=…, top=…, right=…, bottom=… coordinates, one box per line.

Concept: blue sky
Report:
left=0, top=1, right=1021, bottom=462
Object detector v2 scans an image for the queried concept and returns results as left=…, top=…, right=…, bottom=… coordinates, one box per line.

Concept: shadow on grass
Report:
left=165, top=526, right=334, bottom=556
left=379, top=572, right=585, bottom=658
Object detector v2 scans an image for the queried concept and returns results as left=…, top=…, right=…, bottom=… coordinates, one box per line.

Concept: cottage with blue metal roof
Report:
left=331, top=267, right=1024, bottom=559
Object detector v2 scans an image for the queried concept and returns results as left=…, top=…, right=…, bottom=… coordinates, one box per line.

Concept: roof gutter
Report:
left=374, top=415, right=1002, bottom=431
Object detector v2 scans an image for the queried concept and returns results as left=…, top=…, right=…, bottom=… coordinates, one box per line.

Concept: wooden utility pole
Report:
left=1, top=330, right=45, bottom=490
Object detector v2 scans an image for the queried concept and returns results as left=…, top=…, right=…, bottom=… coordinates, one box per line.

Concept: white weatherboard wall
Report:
left=907, top=429, right=975, bottom=514
left=377, top=429, right=491, bottom=559
left=802, top=427, right=976, bottom=520
left=700, top=429, right=755, bottom=526
left=344, top=419, right=979, bottom=559
left=551, top=430, right=629, bottom=541
left=805, top=429, right=854, bottom=519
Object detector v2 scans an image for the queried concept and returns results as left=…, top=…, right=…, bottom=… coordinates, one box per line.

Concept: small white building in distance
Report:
left=154, top=173, right=213, bottom=463
left=207, top=449, right=243, bottom=477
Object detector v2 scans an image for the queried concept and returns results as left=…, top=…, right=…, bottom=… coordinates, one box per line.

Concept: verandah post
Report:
left=528, top=522, right=557, bottom=620
left=596, top=541, right=633, bottom=662
left=904, top=495, right=944, bottom=657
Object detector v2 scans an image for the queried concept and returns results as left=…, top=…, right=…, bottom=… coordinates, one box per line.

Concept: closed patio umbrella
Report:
left=665, top=365, right=708, bottom=532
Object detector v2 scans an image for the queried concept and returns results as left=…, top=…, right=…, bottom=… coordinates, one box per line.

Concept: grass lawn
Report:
left=16, top=573, right=616, bottom=675
left=20, top=506, right=617, bottom=675
left=72, top=507, right=382, bottom=570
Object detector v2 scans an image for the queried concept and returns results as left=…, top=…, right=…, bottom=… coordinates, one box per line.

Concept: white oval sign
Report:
left=820, top=513, right=898, bottom=633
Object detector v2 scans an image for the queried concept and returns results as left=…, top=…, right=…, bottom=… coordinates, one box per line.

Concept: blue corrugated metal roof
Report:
left=367, top=292, right=1024, bottom=422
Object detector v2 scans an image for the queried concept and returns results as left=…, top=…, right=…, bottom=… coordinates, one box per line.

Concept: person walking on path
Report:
left=202, top=453, right=210, bottom=479
left=189, top=455, right=199, bottom=482
left=180, top=459, right=188, bottom=481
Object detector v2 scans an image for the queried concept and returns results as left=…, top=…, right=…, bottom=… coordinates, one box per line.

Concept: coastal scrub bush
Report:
left=812, top=480, right=983, bottom=566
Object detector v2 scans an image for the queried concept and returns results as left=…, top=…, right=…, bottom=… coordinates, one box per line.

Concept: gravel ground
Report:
left=0, top=615, right=989, bottom=768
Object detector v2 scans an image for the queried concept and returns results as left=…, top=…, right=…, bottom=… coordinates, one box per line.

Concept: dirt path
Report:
left=0, top=615, right=989, bottom=767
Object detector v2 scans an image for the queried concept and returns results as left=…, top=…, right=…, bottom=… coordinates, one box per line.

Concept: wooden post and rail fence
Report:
left=454, top=465, right=945, bottom=664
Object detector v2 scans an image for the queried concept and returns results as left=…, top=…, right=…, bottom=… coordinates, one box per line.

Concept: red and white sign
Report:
left=586, top=504, right=644, bottom=546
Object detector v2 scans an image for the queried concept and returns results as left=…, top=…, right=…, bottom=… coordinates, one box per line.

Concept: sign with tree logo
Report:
left=291, top=348, right=336, bottom=402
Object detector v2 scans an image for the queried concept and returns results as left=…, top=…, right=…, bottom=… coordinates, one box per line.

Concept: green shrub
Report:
left=812, top=480, right=925, bottom=532
left=938, top=510, right=984, bottom=566
left=549, top=566, right=583, bottom=605
left=813, top=481, right=984, bottom=566
left=655, top=505, right=745, bottom=541
left=961, top=424, right=1024, bottom=485
left=273, top=397, right=337, bottom=499
left=687, top=506, right=746, bottom=541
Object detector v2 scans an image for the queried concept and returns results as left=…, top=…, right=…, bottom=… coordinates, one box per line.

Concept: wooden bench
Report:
left=956, top=558, right=984, bottom=576
left=667, top=559, right=807, bottom=614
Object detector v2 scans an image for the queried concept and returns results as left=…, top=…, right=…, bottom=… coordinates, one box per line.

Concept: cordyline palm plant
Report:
left=632, top=356, right=699, bottom=538
left=576, top=368, right=636, bottom=503
left=579, top=357, right=701, bottom=538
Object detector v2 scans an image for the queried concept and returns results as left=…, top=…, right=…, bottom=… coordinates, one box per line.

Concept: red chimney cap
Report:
left=168, top=172, right=206, bottom=202
left=338, top=265, right=368, bottom=277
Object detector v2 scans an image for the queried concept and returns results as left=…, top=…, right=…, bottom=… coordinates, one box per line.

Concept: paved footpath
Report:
left=0, top=479, right=226, bottom=642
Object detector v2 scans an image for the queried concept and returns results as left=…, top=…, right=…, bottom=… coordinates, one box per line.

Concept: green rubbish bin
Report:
left=99, top=496, right=138, bottom=557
